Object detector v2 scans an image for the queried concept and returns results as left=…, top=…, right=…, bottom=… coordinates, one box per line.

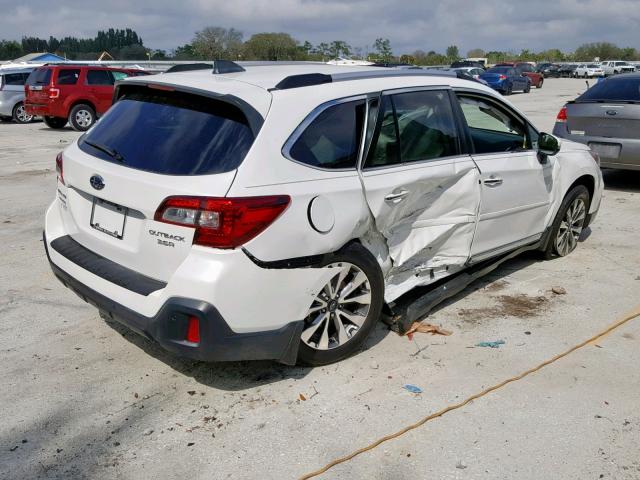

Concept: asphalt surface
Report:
left=1, top=78, right=639, bottom=480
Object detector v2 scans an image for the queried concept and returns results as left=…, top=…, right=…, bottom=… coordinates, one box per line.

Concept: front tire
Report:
left=297, top=243, right=384, bottom=366
left=544, top=185, right=590, bottom=259
left=537, top=78, right=543, bottom=88
left=12, top=102, right=33, bottom=124
left=69, top=104, right=96, bottom=131
left=43, top=116, right=67, bottom=129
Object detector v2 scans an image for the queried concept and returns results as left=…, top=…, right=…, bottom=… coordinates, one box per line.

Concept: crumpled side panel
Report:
left=360, top=160, right=481, bottom=303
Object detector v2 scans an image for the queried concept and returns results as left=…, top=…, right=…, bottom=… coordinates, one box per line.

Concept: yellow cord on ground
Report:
left=299, top=304, right=640, bottom=480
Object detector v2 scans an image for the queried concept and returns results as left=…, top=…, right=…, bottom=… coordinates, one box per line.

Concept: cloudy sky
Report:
left=2, top=0, right=639, bottom=54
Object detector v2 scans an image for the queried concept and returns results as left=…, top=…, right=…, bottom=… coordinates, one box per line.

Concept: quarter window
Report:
left=365, top=90, right=460, bottom=168
left=457, top=95, right=531, bottom=153
left=86, top=70, right=114, bottom=86
left=288, top=100, right=365, bottom=169
left=3, top=73, right=25, bottom=86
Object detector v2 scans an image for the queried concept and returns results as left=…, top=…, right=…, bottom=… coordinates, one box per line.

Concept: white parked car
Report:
left=574, top=64, right=604, bottom=78
left=453, top=66, right=485, bottom=79
left=601, top=61, right=636, bottom=76
left=44, top=62, right=603, bottom=366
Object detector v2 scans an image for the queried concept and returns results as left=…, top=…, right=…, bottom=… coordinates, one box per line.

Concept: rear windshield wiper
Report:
left=83, top=139, right=125, bottom=162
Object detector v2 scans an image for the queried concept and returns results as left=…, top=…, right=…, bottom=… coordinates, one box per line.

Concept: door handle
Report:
left=385, top=190, right=409, bottom=202
left=483, top=176, right=503, bottom=187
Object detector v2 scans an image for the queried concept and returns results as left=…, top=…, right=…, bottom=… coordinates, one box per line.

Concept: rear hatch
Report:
left=25, top=67, right=53, bottom=102
left=58, top=83, right=267, bottom=282
left=566, top=76, right=640, bottom=140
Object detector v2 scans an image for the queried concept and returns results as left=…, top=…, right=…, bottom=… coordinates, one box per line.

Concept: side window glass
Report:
left=393, top=90, right=460, bottom=163
left=57, top=69, right=80, bottom=85
left=86, top=70, right=113, bottom=85
left=112, top=71, right=130, bottom=81
left=457, top=95, right=529, bottom=154
left=365, top=96, right=400, bottom=168
left=288, top=100, right=365, bottom=169
left=4, top=73, right=24, bottom=85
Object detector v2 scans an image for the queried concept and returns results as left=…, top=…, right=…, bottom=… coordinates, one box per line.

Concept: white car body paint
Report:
left=44, top=64, right=603, bottom=344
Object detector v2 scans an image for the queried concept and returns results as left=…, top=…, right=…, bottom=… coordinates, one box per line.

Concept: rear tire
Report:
left=524, top=82, right=531, bottom=93
left=503, top=84, right=512, bottom=96
left=297, top=243, right=384, bottom=366
left=543, top=185, right=590, bottom=259
left=12, top=102, right=33, bottom=124
left=43, top=116, right=67, bottom=129
left=69, top=104, right=96, bottom=131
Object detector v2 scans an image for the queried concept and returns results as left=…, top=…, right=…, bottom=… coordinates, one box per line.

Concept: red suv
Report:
left=25, top=65, right=149, bottom=131
left=496, top=62, right=544, bottom=89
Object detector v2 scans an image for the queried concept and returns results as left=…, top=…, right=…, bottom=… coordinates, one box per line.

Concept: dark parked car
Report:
left=553, top=73, right=640, bottom=171
left=558, top=64, right=578, bottom=78
left=496, top=62, right=544, bottom=88
left=537, top=63, right=561, bottom=78
left=450, top=60, right=485, bottom=69
left=479, top=66, right=531, bottom=95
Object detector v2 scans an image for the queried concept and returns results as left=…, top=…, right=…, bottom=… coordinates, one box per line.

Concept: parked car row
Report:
left=0, top=64, right=149, bottom=129
left=536, top=61, right=636, bottom=78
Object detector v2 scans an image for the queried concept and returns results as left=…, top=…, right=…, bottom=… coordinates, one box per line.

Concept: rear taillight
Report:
left=556, top=105, right=568, bottom=123
left=49, top=87, right=60, bottom=99
left=155, top=195, right=290, bottom=249
left=55, top=152, right=64, bottom=185
left=499, top=75, right=507, bottom=80
left=185, top=316, right=200, bottom=344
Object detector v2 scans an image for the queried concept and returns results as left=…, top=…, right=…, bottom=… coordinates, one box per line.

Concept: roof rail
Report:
left=212, top=60, right=245, bottom=74
left=272, top=68, right=476, bottom=91
left=166, top=63, right=213, bottom=73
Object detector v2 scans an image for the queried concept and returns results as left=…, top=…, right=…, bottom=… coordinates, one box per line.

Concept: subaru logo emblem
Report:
left=90, top=175, right=105, bottom=190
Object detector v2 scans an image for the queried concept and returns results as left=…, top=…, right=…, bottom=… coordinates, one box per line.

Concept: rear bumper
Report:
left=44, top=232, right=303, bottom=364
left=552, top=126, right=640, bottom=170
left=25, top=100, right=64, bottom=117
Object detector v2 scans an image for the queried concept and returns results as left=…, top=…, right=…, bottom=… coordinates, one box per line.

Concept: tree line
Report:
left=0, top=28, right=146, bottom=60
left=1, top=25, right=639, bottom=65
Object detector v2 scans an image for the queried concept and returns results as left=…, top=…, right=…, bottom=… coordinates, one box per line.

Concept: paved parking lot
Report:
left=1, top=78, right=639, bottom=480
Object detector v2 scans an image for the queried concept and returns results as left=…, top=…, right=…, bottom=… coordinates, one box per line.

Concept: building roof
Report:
left=12, top=52, right=66, bottom=63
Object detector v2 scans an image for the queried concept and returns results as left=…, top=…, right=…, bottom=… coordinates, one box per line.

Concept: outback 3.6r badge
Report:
left=90, top=174, right=105, bottom=190
left=149, top=229, right=185, bottom=248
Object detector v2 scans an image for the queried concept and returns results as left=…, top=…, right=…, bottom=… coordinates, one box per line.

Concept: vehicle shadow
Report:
left=102, top=314, right=390, bottom=391
left=603, top=169, right=640, bottom=193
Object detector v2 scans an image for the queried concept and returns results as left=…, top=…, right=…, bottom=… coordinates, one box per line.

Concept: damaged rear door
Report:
left=360, top=88, right=481, bottom=301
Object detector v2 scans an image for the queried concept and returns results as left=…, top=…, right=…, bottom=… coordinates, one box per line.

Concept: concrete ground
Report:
left=1, top=78, right=639, bottom=480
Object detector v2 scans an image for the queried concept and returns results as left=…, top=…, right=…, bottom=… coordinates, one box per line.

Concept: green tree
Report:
left=446, top=45, right=460, bottom=60
left=373, top=38, right=392, bottom=62
left=316, top=42, right=330, bottom=59
left=574, top=42, right=621, bottom=61
left=329, top=40, right=351, bottom=58
left=172, top=44, right=196, bottom=59
left=191, top=26, right=244, bottom=60
left=243, top=33, right=299, bottom=61
left=466, top=48, right=485, bottom=58
left=0, top=40, right=23, bottom=60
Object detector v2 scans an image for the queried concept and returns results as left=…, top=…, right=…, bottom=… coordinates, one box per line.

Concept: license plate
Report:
left=589, top=142, right=621, bottom=159
left=90, top=198, right=128, bottom=239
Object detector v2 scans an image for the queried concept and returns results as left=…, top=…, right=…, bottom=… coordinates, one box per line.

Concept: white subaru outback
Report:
left=44, top=62, right=603, bottom=366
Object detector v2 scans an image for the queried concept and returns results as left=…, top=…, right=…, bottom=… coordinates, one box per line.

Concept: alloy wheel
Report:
left=301, top=262, right=371, bottom=351
left=75, top=109, right=93, bottom=128
left=15, top=105, right=32, bottom=123
left=555, top=197, right=586, bottom=256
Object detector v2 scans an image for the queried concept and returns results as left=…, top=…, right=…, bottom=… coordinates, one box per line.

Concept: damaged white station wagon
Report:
left=44, top=61, right=603, bottom=366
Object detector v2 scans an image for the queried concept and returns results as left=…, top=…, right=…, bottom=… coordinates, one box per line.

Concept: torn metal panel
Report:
left=360, top=158, right=481, bottom=302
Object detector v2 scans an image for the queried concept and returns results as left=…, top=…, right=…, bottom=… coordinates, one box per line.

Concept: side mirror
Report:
left=538, top=132, right=560, bottom=161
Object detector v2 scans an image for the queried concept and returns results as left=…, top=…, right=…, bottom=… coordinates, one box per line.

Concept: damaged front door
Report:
left=359, top=88, right=481, bottom=302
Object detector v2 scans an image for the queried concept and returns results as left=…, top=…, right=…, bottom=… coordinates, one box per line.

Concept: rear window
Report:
left=487, top=67, right=510, bottom=74
left=26, top=68, right=52, bottom=86
left=78, top=89, right=254, bottom=175
left=2, top=72, right=28, bottom=86
left=578, top=77, right=640, bottom=102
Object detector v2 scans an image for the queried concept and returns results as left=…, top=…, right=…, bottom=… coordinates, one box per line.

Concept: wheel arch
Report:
left=567, top=174, right=595, bottom=208
left=68, top=99, right=96, bottom=117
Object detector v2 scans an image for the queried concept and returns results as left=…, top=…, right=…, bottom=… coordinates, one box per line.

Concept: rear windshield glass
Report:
left=26, top=68, right=52, bottom=86
left=486, top=67, right=510, bottom=74
left=578, top=78, right=640, bottom=102
left=78, top=89, right=254, bottom=175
